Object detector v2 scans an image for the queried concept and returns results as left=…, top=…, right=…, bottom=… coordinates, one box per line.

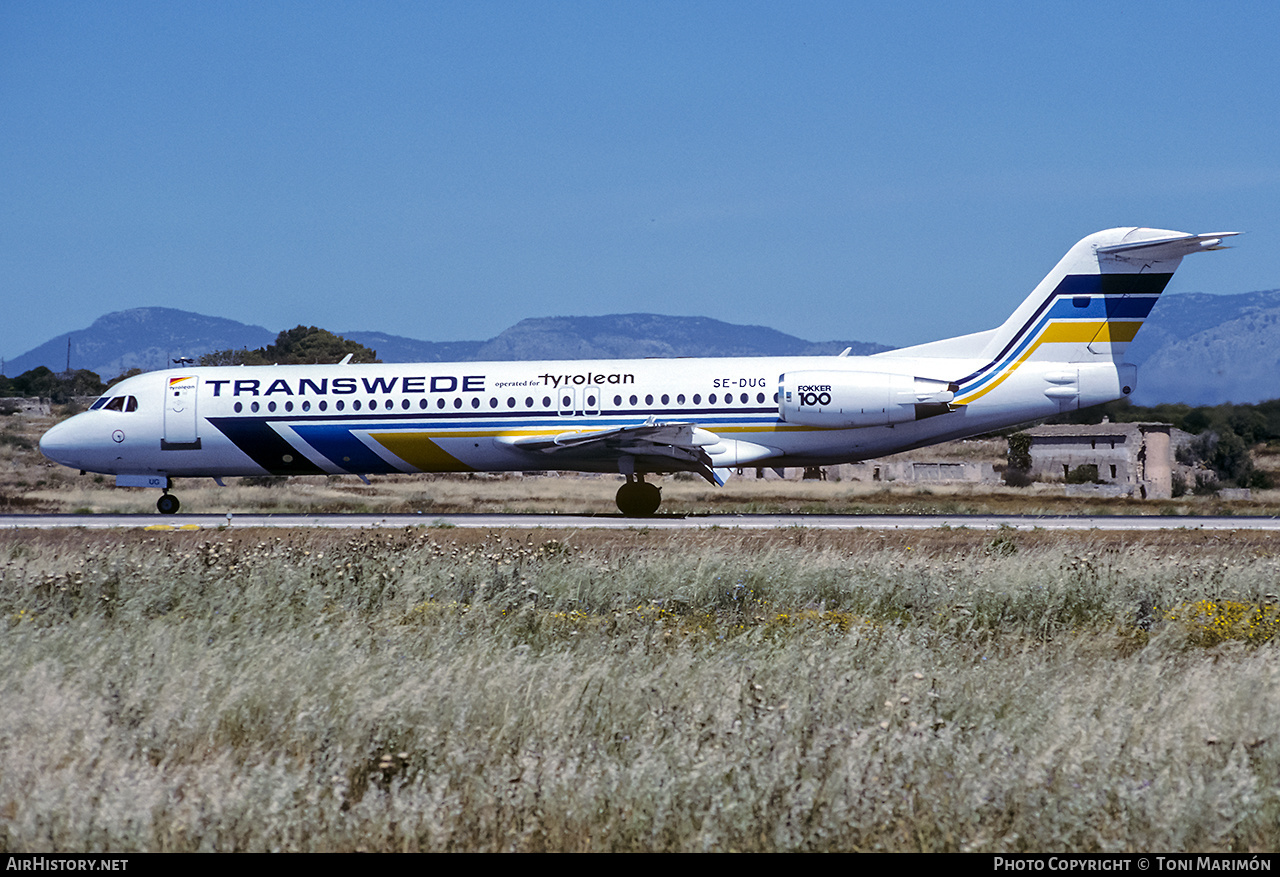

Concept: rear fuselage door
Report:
left=556, top=386, right=602, bottom=417
left=163, top=375, right=201, bottom=449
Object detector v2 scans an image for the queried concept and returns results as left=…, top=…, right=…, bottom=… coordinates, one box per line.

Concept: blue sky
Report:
left=3, top=1, right=1278, bottom=366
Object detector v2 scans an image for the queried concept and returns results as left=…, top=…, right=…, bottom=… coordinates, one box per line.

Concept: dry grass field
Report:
left=2, top=525, right=1280, bottom=852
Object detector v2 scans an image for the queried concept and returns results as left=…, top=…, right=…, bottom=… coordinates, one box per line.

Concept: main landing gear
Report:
left=157, top=492, right=180, bottom=515
left=615, top=476, right=661, bottom=516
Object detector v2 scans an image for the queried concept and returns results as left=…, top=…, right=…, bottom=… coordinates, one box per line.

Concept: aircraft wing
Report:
left=500, top=419, right=734, bottom=485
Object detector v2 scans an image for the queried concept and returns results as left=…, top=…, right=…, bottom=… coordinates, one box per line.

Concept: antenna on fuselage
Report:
left=337, top=354, right=354, bottom=365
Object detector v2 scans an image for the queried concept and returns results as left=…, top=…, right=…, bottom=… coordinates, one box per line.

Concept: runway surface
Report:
left=3, top=513, right=1280, bottom=531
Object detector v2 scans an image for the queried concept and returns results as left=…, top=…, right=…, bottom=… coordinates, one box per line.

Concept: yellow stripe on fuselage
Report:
left=370, top=433, right=473, bottom=472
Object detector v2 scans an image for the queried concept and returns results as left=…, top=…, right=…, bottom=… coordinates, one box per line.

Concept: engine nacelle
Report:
left=778, top=370, right=955, bottom=428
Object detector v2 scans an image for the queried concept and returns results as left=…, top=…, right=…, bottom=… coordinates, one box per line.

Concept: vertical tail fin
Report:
left=952, top=227, right=1236, bottom=404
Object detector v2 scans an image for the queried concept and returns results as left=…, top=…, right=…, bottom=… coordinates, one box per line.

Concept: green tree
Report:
left=0, top=367, right=106, bottom=403
left=1004, top=432, right=1034, bottom=487
left=107, top=368, right=144, bottom=387
left=199, top=327, right=379, bottom=366
left=1185, top=428, right=1271, bottom=489
left=1065, top=464, right=1100, bottom=484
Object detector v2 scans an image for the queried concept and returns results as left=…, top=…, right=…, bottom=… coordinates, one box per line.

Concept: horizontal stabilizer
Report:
left=1096, top=231, right=1238, bottom=261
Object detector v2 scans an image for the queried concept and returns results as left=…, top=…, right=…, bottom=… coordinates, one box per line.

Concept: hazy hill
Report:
left=336, top=332, right=483, bottom=363
left=4, top=308, right=276, bottom=382
left=344, top=314, right=888, bottom=362
left=5, top=310, right=885, bottom=382
left=1127, top=290, right=1280, bottom=405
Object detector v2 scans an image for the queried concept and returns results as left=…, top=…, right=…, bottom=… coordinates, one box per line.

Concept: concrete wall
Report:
left=1028, top=434, right=1137, bottom=484
left=749, top=461, right=997, bottom=483
left=0, top=397, right=52, bottom=415
left=1140, top=428, right=1172, bottom=499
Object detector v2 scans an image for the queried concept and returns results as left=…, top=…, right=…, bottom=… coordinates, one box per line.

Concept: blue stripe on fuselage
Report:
left=954, top=273, right=1171, bottom=391
left=290, top=423, right=404, bottom=473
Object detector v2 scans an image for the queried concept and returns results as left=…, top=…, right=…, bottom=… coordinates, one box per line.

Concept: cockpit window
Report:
left=90, top=397, right=109, bottom=410
left=100, top=396, right=138, bottom=412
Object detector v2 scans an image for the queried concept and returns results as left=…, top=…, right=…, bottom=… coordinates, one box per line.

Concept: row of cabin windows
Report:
left=230, top=391, right=779, bottom=415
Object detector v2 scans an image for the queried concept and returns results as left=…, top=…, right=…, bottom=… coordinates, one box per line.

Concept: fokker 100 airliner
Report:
left=40, top=227, right=1234, bottom=515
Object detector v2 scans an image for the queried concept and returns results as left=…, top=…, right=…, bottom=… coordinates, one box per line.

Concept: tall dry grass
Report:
left=2, top=528, right=1278, bottom=851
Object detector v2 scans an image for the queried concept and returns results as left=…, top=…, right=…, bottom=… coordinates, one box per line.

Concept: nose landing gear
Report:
left=156, top=492, right=180, bottom=515
left=615, top=476, right=661, bottom=516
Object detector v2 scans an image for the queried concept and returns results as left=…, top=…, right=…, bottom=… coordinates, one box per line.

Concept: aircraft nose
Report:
left=39, top=418, right=82, bottom=468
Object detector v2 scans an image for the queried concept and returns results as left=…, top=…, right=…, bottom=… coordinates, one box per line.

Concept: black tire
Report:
left=616, top=481, right=661, bottom=516
left=156, top=494, right=180, bottom=515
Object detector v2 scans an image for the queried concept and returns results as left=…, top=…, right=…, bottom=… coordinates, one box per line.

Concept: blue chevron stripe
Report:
left=954, top=272, right=1170, bottom=398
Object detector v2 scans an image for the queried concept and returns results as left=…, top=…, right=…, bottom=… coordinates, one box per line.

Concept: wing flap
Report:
left=501, top=419, right=779, bottom=485
left=504, top=419, right=712, bottom=453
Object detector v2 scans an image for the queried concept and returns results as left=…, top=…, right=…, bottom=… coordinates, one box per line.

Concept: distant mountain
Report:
left=345, top=314, right=888, bottom=362
left=4, top=308, right=276, bottom=382
left=6, top=310, right=887, bottom=381
left=6, top=293, right=1279, bottom=405
left=337, top=332, right=484, bottom=363
left=1127, top=290, right=1280, bottom=406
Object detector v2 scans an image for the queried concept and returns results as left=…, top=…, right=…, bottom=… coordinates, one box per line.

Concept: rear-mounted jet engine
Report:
left=778, top=370, right=956, bottom=428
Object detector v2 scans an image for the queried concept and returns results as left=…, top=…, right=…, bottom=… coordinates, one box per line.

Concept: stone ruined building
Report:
left=0, top=397, right=53, bottom=415
left=1022, top=420, right=1189, bottom=499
